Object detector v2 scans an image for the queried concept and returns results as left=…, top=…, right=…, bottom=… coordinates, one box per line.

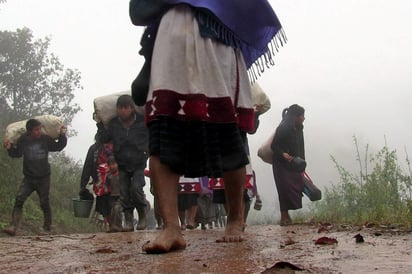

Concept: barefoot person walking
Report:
left=271, top=104, right=306, bottom=226
left=129, top=0, right=285, bottom=253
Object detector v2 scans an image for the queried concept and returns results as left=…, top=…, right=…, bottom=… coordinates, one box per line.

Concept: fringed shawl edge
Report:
left=248, top=29, right=288, bottom=82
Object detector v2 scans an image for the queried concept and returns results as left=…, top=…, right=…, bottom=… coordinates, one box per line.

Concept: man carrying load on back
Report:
left=97, top=95, right=149, bottom=231
left=2, top=118, right=67, bottom=236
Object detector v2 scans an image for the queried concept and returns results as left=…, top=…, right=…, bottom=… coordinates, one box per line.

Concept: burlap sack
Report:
left=93, top=91, right=144, bottom=126
left=5, top=115, right=64, bottom=144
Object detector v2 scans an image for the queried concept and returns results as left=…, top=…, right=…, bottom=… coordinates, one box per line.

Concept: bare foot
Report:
left=280, top=218, right=292, bottom=226
left=186, top=223, right=197, bottom=230
left=142, top=226, right=186, bottom=254
left=216, top=220, right=244, bottom=243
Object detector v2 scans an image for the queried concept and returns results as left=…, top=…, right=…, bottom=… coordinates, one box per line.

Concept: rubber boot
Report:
left=43, top=209, right=52, bottom=232
left=108, top=202, right=123, bottom=233
left=2, top=208, right=22, bottom=236
left=123, top=210, right=134, bottom=232
left=136, top=208, right=147, bottom=230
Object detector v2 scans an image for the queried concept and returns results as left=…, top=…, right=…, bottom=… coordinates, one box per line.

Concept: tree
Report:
left=0, top=27, right=82, bottom=126
left=0, top=27, right=90, bottom=234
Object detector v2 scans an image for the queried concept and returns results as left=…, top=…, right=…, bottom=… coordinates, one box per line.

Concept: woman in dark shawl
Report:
left=271, top=104, right=305, bottom=226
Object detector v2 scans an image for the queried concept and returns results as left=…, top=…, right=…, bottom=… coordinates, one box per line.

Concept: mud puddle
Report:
left=1, top=224, right=411, bottom=273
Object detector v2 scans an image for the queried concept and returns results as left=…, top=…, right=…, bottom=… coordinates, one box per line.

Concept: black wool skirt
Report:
left=148, top=117, right=249, bottom=178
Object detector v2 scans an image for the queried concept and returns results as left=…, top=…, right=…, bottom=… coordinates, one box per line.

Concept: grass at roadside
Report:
left=312, top=137, right=412, bottom=228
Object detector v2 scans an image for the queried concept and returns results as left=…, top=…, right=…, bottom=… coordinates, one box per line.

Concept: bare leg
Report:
left=280, top=210, right=292, bottom=226
left=223, top=203, right=228, bottom=215
left=187, top=205, right=198, bottom=228
left=178, top=209, right=186, bottom=230
left=244, top=198, right=252, bottom=223
left=142, top=156, right=186, bottom=253
left=216, top=167, right=245, bottom=243
left=154, top=197, right=163, bottom=229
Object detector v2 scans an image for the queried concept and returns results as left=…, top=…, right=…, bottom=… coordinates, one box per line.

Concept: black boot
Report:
left=136, top=208, right=147, bottom=230
left=2, top=208, right=22, bottom=236
left=43, top=209, right=52, bottom=232
left=123, top=210, right=134, bottom=232
left=108, top=202, right=123, bottom=233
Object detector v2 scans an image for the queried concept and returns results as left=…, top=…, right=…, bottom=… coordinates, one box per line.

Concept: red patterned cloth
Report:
left=178, top=177, right=201, bottom=194
left=146, top=5, right=254, bottom=133
left=208, top=174, right=254, bottom=190
left=93, top=143, right=113, bottom=196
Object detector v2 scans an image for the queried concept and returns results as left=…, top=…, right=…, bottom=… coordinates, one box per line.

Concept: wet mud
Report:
left=1, top=224, right=411, bottom=273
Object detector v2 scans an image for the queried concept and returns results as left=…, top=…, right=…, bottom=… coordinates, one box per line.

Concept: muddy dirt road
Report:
left=1, top=224, right=411, bottom=273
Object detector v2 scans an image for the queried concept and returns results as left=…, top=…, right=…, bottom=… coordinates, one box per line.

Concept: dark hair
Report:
left=282, top=104, right=305, bottom=120
left=107, top=155, right=117, bottom=164
left=26, top=119, right=42, bottom=132
left=116, top=95, right=135, bottom=107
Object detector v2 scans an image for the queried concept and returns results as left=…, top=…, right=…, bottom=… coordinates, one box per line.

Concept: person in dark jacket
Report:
left=2, top=118, right=67, bottom=236
left=97, top=95, right=149, bottom=231
left=79, top=136, right=99, bottom=200
left=271, top=104, right=305, bottom=226
left=79, top=133, right=113, bottom=225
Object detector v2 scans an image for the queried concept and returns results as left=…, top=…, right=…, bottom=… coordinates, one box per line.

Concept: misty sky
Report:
left=1, top=0, right=412, bottom=217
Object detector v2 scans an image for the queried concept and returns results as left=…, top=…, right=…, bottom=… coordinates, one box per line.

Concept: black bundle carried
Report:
left=302, top=172, right=322, bottom=201
left=290, top=156, right=306, bottom=173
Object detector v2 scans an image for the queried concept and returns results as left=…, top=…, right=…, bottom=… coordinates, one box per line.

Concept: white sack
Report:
left=5, top=115, right=64, bottom=144
left=257, top=131, right=275, bottom=164
left=251, top=83, right=271, bottom=115
left=93, top=91, right=144, bottom=126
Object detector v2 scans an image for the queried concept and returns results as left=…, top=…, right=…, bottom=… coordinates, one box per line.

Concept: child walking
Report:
left=105, top=156, right=123, bottom=232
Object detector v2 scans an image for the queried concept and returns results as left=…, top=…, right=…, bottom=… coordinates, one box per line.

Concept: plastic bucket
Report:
left=72, top=197, right=93, bottom=218
left=253, top=198, right=262, bottom=211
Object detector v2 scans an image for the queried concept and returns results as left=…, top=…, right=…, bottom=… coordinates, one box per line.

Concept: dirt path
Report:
left=1, top=224, right=411, bottom=273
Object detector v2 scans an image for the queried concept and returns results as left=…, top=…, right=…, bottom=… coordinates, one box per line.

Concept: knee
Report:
left=40, top=199, right=50, bottom=209
left=131, top=183, right=145, bottom=196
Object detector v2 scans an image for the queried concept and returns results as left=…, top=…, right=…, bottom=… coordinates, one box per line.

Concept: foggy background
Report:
left=1, top=0, right=412, bottom=220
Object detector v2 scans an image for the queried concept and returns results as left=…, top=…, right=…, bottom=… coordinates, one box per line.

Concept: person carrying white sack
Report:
left=2, top=118, right=67, bottom=236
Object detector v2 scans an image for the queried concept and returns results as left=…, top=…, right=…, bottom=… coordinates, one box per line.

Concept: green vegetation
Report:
left=0, top=145, right=98, bottom=234
left=0, top=149, right=99, bottom=234
left=1, top=27, right=411, bottom=233
left=0, top=27, right=82, bottom=128
left=0, top=27, right=97, bottom=235
left=313, top=137, right=412, bottom=227
left=231, top=136, right=412, bottom=228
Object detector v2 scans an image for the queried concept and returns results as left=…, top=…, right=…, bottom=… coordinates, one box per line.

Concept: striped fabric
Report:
left=148, top=118, right=248, bottom=178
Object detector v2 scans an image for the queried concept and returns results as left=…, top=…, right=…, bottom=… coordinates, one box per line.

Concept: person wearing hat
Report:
left=271, top=104, right=306, bottom=226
